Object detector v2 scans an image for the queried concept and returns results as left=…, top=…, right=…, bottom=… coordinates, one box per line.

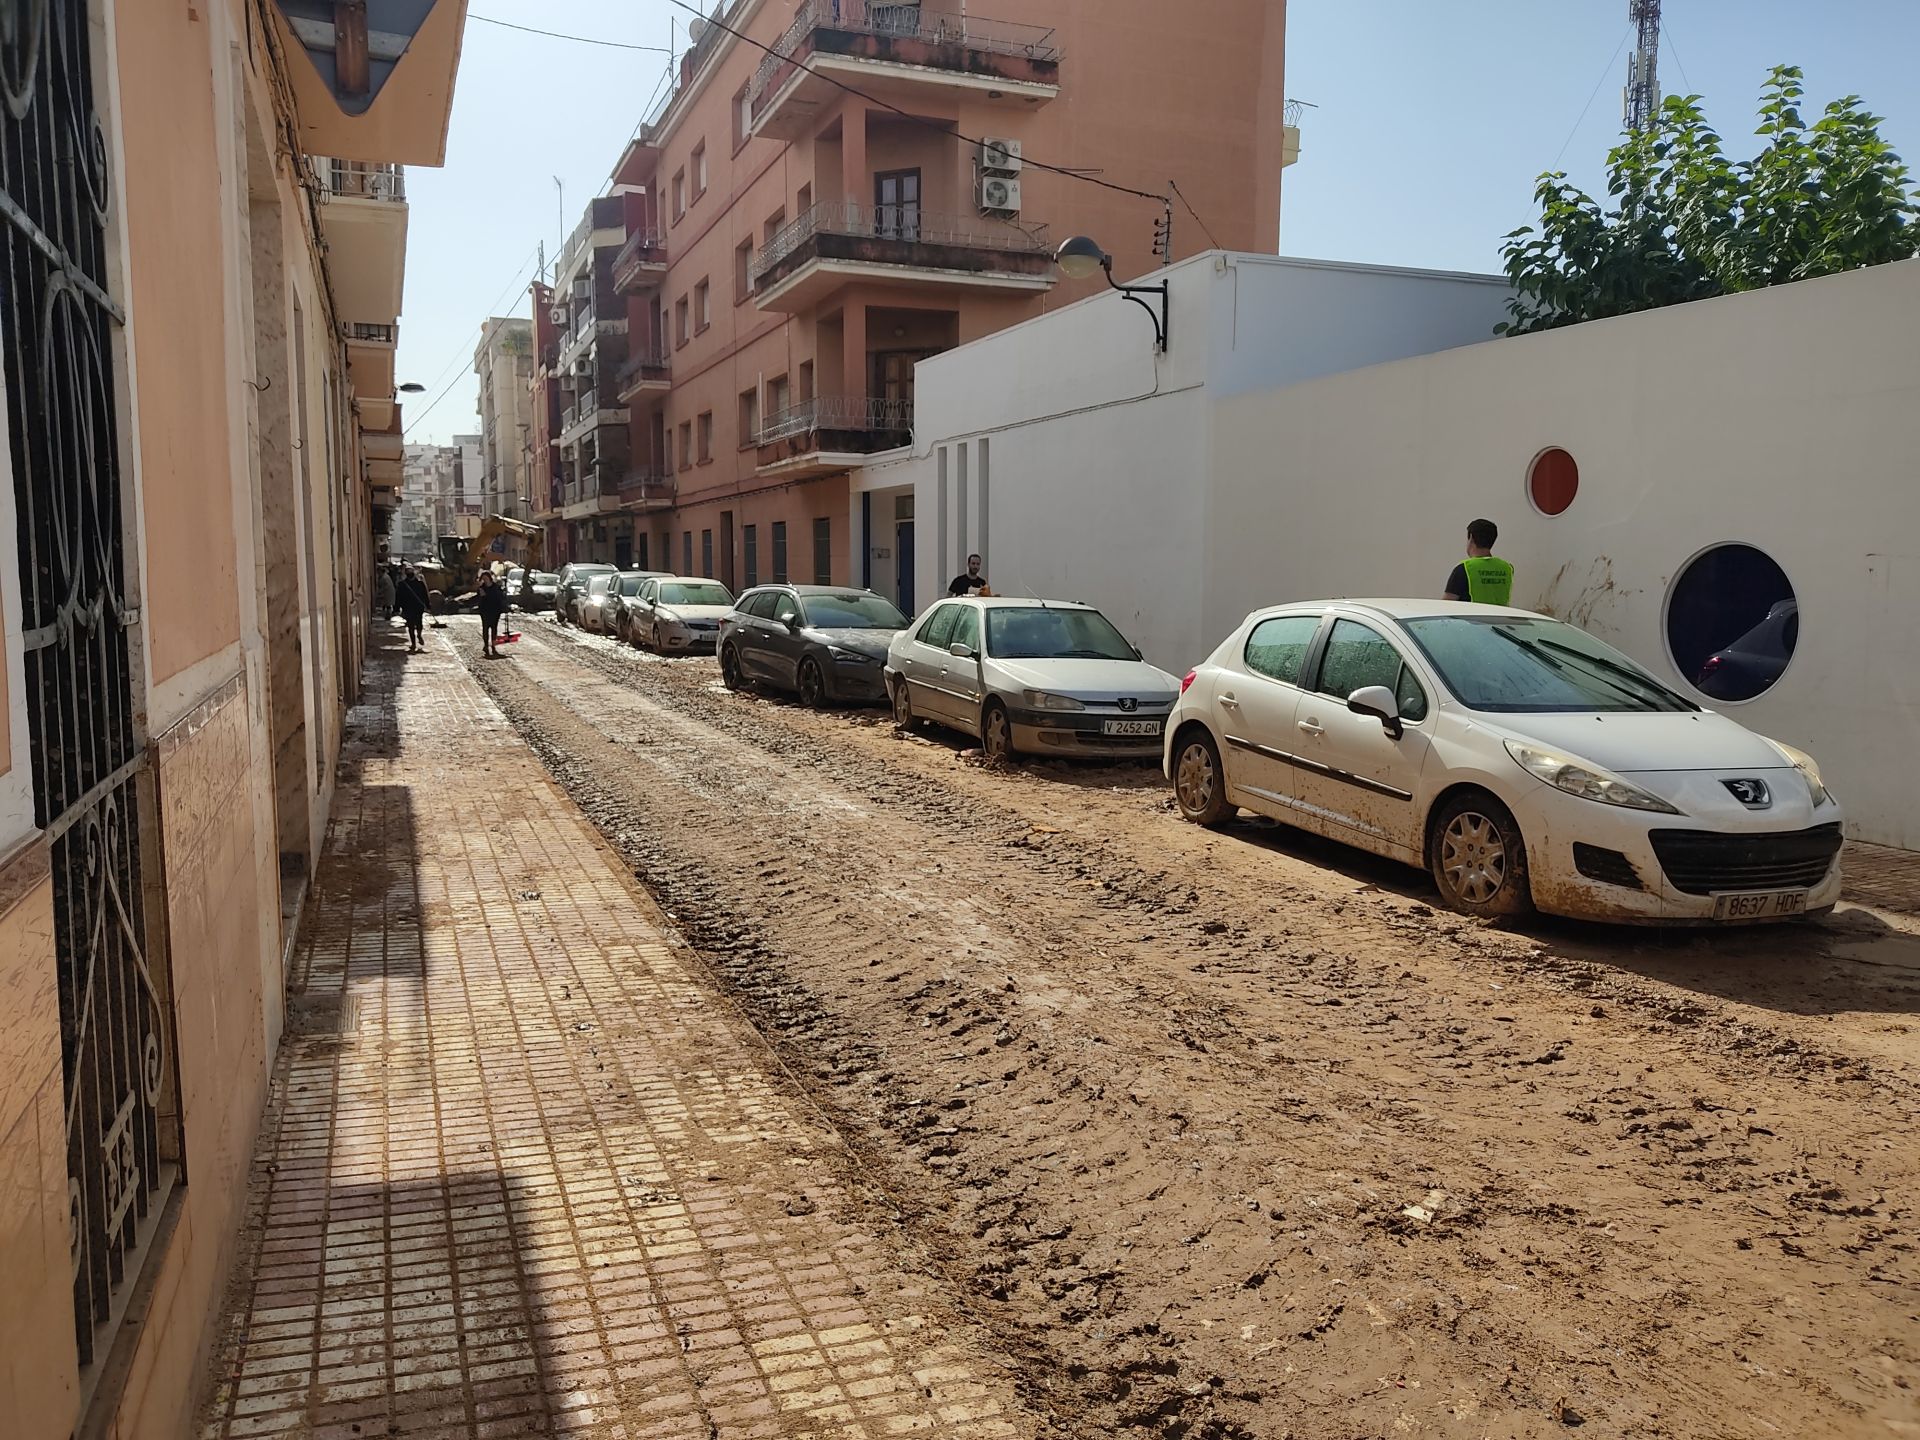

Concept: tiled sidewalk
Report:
left=197, top=626, right=1033, bottom=1440
left=1844, top=841, right=1920, bottom=918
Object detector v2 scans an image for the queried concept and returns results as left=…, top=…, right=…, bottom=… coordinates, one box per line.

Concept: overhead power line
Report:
left=402, top=246, right=544, bottom=440
left=1168, top=181, right=1220, bottom=250
left=468, top=13, right=673, bottom=53
left=1552, top=26, right=1633, bottom=169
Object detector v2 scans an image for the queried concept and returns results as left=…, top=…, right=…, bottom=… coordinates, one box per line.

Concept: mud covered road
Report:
left=464, top=617, right=1918, bottom=1440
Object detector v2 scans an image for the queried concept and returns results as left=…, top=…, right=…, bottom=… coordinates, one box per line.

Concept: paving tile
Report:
left=196, top=628, right=1033, bottom=1438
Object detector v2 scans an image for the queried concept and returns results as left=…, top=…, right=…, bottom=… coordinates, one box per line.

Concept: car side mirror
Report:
left=1346, top=685, right=1404, bottom=739
left=948, top=642, right=977, bottom=660
left=1132, top=645, right=1144, bottom=661
left=781, top=613, right=800, bottom=631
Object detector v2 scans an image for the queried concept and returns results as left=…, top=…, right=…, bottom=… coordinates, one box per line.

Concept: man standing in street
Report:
left=476, top=571, right=510, bottom=659
left=1444, top=519, right=1514, bottom=605
left=396, top=566, right=430, bottom=652
left=947, top=553, right=988, bottom=596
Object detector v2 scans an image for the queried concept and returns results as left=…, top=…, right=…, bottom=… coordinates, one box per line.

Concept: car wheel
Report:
left=1172, top=727, right=1231, bottom=826
left=891, top=677, right=918, bottom=730
left=1429, top=790, right=1533, bottom=919
left=720, top=644, right=744, bottom=691
left=798, top=658, right=828, bottom=709
left=981, top=700, right=1016, bottom=763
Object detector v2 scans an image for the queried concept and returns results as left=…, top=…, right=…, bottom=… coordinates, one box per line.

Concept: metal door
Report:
left=2, top=0, right=179, bottom=1377
left=895, top=519, right=914, bottom=614
left=874, top=169, right=921, bottom=240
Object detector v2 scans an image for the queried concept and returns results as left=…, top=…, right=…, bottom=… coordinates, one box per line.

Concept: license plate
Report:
left=1712, top=889, right=1808, bottom=921
left=1103, top=719, right=1162, bottom=737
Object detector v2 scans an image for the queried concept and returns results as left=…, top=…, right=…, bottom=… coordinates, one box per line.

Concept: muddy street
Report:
left=464, top=617, right=1918, bottom=1440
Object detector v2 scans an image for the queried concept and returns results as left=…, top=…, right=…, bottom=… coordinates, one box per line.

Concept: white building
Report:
left=474, top=316, right=535, bottom=516
left=854, top=252, right=1920, bottom=848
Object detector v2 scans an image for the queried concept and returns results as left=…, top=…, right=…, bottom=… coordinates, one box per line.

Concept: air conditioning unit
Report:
left=574, top=358, right=592, bottom=375
left=549, top=306, right=569, bottom=326
left=979, top=175, right=1021, bottom=214
left=979, top=138, right=1023, bottom=175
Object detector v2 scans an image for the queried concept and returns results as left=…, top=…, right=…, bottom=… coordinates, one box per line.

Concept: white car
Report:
left=1164, top=600, right=1843, bottom=924
left=886, top=597, right=1180, bottom=760
left=633, top=577, right=736, bottom=653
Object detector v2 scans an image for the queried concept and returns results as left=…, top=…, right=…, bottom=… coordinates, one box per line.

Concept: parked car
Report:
left=1695, top=599, right=1798, bottom=702
left=602, top=570, right=671, bottom=641
left=1164, top=599, right=1843, bottom=924
left=719, top=584, right=906, bottom=705
left=576, top=572, right=623, bottom=633
left=517, top=571, right=560, bottom=612
left=886, top=597, right=1178, bottom=762
left=555, top=562, right=616, bottom=624
left=631, top=577, right=735, bottom=653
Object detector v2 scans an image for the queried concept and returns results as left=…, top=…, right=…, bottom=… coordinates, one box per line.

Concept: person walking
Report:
left=476, top=571, right=510, bottom=658
left=374, top=564, right=396, bottom=620
left=396, top=565, right=430, bottom=652
left=1443, top=519, right=1515, bottom=605
left=947, top=553, right=988, bottom=596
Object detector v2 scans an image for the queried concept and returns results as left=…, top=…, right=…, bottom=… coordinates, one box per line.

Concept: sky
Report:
left=398, top=1, right=1920, bottom=443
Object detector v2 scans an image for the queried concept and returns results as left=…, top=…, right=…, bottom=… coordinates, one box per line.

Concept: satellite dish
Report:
left=689, top=18, right=708, bottom=40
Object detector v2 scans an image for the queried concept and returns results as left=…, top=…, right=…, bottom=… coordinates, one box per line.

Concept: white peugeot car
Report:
left=1164, top=600, right=1843, bottom=924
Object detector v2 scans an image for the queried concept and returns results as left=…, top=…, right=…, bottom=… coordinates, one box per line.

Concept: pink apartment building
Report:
left=531, top=0, right=1291, bottom=606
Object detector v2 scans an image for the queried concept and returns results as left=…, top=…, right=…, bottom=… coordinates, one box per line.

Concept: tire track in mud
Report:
left=469, top=621, right=1920, bottom=1440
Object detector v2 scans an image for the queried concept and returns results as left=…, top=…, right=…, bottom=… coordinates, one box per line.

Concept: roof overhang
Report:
left=271, top=0, right=469, bottom=165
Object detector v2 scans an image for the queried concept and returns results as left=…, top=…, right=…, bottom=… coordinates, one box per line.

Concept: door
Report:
left=875, top=168, right=921, bottom=239
left=1290, top=618, right=1434, bottom=857
left=719, top=511, right=736, bottom=589
left=903, top=602, right=959, bottom=720
left=765, top=589, right=808, bottom=689
left=734, top=591, right=777, bottom=681
left=943, top=604, right=986, bottom=734
left=896, top=519, right=915, bottom=613
left=1217, top=613, right=1321, bottom=816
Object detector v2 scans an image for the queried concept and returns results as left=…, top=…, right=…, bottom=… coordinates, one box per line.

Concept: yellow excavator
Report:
left=426, top=515, right=544, bottom=608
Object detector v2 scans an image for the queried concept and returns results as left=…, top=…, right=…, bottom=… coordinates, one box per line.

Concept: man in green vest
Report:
left=1444, top=518, right=1515, bottom=605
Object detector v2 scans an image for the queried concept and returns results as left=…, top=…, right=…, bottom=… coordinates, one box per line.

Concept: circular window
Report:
left=1665, top=544, right=1798, bottom=702
left=1528, top=447, right=1579, bottom=515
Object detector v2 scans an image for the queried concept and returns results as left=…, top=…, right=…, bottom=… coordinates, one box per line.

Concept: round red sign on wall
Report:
left=1528, top=447, right=1579, bottom=516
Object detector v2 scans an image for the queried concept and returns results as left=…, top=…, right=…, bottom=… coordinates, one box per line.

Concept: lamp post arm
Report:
left=1103, top=264, right=1168, bottom=353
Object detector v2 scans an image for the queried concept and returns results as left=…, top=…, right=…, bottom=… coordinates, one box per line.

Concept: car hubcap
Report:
left=894, top=686, right=911, bottom=724
left=987, top=711, right=1007, bottom=754
left=803, top=666, right=821, bottom=703
left=1441, top=813, right=1507, bottom=904
left=1176, top=744, right=1215, bottom=813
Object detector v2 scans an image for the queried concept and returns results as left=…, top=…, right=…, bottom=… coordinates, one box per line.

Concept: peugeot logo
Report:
left=1117, top=697, right=1138, bottom=713
left=1723, top=778, right=1771, bottom=808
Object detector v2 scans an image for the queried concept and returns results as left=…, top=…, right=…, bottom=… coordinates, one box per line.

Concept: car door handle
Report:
left=1297, top=718, right=1325, bottom=736
left=1218, top=692, right=1239, bottom=709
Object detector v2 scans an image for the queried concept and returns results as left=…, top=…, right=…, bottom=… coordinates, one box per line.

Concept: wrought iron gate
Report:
left=2, top=0, right=177, bottom=1375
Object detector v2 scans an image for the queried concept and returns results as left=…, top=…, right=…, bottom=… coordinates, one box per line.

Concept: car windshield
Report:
left=1400, top=615, right=1697, bottom=713
left=659, top=582, right=733, bottom=606
left=532, top=573, right=558, bottom=585
left=588, top=576, right=615, bottom=595
left=986, top=606, right=1137, bottom=661
left=802, top=592, right=906, bottom=629
left=618, top=574, right=650, bottom=595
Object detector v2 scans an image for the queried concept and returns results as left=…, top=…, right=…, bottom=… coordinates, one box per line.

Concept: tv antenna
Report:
left=1624, top=0, right=1662, bottom=132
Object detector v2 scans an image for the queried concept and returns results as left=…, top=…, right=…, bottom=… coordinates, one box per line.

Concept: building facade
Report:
left=529, top=0, right=1293, bottom=599
left=473, top=315, right=535, bottom=517
left=0, top=3, right=463, bottom=1436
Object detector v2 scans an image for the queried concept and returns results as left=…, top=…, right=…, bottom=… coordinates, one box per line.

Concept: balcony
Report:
left=559, top=389, right=630, bottom=448
left=616, top=471, right=676, bottom=512
left=557, top=315, right=628, bottom=374
left=755, top=395, right=913, bottom=478
left=752, top=202, right=1053, bottom=311
left=748, top=0, right=1060, bottom=140
left=615, top=345, right=671, bottom=403
left=344, top=320, right=398, bottom=424
left=612, top=229, right=668, bottom=293
left=317, top=160, right=407, bottom=326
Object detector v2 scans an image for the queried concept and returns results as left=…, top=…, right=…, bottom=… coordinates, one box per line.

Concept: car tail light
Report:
left=1180, top=669, right=1197, bottom=694
left=1699, top=656, right=1723, bottom=679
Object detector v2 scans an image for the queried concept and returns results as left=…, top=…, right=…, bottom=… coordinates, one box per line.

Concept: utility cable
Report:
left=1552, top=26, right=1632, bottom=169
left=468, top=13, right=673, bottom=53
left=1168, top=180, right=1221, bottom=250
left=402, top=246, right=544, bottom=439
left=1661, top=18, right=1694, bottom=96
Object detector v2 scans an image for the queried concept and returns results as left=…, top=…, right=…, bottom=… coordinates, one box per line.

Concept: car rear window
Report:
left=1244, top=614, right=1318, bottom=685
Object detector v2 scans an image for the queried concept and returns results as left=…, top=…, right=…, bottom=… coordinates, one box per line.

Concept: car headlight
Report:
left=828, top=646, right=871, bottom=663
left=1504, top=740, right=1682, bottom=814
left=1022, top=689, right=1085, bottom=712
left=1765, top=738, right=1831, bottom=807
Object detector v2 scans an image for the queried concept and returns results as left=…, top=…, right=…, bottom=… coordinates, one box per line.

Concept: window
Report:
left=701, top=528, right=714, bottom=576
left=734, top=239, right=753, bottom=302
left=949, top=604, right=980, bottom=655
left=660, top=428, right=672, bottom=472
left=637, top=534, right=649, bottom=570
left=695, top=278, right=711, bottom=332
left=773, top=589, right=803, bottom=625
left=812, top=516, right=831, bottom=584
left=1666, top=543, right=1798, bottom=702
left=675, top=295, right=689, bottom=347
left=767, top=372, right=791, bottom=418
left=771, top=520, right=788, bottom=582
left=672, top=169, right=686, bottom=220
left=697, top=410, right=713, bottom=463
left=683, top=531, right=694, bottom=574
left=732, top=84, right=752, bottom=149
left=1244, top=614, right=1320, bottom=685
left=678, top=421, right=692, bottom=469
left=743, top=524, right=759, bottom=587
left=796, top=182, right=812, bottom=215
left=919, top=604, right=959, bottom=651
left=763, top=207, right=785, bottom=247
left=739, top=590, right=774, bottom=620
left=692, top=141, right=708, bottom=199
left=1528, top=446, right=1579, bottom=516
left=798, top=360, right=814, bottom=402
left=1314, top=619, right=1426, bottom=721
left=739, top=388, right=760, bottom=446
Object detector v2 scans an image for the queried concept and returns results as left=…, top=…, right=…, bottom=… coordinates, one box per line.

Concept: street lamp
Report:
left=397, top=381, right=426, bottom=393
left=1054, top=235, right=1168, bottom=353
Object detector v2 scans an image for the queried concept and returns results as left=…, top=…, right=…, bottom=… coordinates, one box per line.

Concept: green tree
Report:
left=1497, top=66, right=1919, bottom=335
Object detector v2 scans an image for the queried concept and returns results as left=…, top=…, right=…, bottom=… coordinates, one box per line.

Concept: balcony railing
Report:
left=324, top=159, right=405, bottom=202
left=612, top=227, right=668, bottom=290
left=756, top=394, right=913, bottom=446
left=749, top=0, right=1061, bottom=110
left=344, top=322, right=395, bottom=343
left=616, top=345, right=671, bottom=399
left=618, top=471, right=676, bottom=506
left=752, top=201, right=1050, bottom=283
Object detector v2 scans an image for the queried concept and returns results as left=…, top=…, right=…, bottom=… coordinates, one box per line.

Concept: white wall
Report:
left=1206, top=259, right=1920, bottom=846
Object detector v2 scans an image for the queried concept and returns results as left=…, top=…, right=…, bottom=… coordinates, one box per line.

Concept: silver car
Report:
left=885, top=597, right=1179, bottom=761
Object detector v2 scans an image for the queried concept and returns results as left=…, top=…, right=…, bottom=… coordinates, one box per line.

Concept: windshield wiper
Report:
left=1488, top=628, right=1665, bottom=710
left=1532, top=638, right=1695, bottom=711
